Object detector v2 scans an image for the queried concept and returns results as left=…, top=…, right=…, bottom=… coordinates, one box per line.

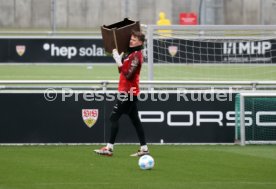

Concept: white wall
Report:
left=0, top=0, right=275, bottom=29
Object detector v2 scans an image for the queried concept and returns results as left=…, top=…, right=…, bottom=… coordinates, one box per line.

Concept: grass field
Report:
left=1, top=64, right=276, bottom=81
left=0, top=65, right=119, bottom=80
left=1, top=64, right=276, bottom=189
left=0, top=145, right=276, bottom=189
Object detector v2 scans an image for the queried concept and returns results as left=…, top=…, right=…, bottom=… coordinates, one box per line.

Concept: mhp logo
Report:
left=223, top=41, right=271, bottom=55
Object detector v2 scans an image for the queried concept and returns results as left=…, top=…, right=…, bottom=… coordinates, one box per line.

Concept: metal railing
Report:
left=0, top=80, right=276, bottom=91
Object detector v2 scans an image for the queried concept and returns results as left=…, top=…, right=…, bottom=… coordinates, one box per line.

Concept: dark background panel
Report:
left=104, top=93, right=236, bottom=143
left=1, top=38, right=276, bottom=63
left=0, top=93, right=105, bottom=143
left=0, top=39, right=10, bottom=61
left=137, top=93, right=235, bottom=143
left=0, top=38, right=113, bottom=63
left=0, top=93, right=236, bottom=143
left=153, top=39, right=276, bottom=63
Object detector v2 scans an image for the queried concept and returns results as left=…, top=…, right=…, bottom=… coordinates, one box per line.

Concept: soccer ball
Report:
left=138, top=155, right=154, bottom=170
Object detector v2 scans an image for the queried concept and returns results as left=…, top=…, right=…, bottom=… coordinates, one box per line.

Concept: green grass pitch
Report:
left=1, top=64, right=276, bottom=81
left=0, top=145, right=276, bottom=189
left=1, top=64, right=276, bottom=189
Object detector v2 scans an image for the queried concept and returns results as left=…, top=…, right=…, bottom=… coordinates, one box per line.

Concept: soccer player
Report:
left=94, top=30, right=149, bottom=157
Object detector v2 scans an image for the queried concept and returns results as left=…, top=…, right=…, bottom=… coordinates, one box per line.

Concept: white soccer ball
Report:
left=138, top=155, right=154, bottom=170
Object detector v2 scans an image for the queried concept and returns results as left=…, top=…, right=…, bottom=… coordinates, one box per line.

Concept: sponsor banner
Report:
left=0, top=93, right=106, bottom=143
left=1, top=92, right=275, bottom=143
left=0, top=37, right=276, bottom=64
left=136, top=93, right=236, bottom=143
left=2, top=37, right=275, bottom=64
left=0, top=93, right=276, bottom=143
left=153, top=39, right=276, bottom=63
left=0, top=93, right=236, bottom=143
left=0, top=38, right=113, bottom=63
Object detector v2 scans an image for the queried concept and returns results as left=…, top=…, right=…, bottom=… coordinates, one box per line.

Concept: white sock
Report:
left=106, top=143, right=114, bottom=150
left=140, top=145, right=148, bottom=152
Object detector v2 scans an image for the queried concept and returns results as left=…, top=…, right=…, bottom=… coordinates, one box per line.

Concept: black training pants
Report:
left=109, top=94, right=146, bottom=145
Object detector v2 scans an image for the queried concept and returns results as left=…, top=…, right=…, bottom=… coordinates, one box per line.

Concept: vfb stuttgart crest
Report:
left=82, top=109, right=98, bottom=128
left=168, top=46, right=178, bottom=57
left=16, top=45, right=26, bottom=56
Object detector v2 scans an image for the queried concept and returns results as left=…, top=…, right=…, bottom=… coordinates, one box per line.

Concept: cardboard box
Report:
left=101, top=18, right=140, bottom=54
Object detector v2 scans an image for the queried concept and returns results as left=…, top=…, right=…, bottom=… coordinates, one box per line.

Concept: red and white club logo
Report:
left=82, top=109, right=99, bottom=128
left=168, top=46, right=178, bottom=57
left=16, top=45, right=26, bottom=56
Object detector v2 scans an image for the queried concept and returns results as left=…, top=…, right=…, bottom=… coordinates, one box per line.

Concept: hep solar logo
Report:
left=82, top=109, right=99, bottom=128
left=43, top=43, right=77, bottom=59
left=43, top=43, right=105, bottom=59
